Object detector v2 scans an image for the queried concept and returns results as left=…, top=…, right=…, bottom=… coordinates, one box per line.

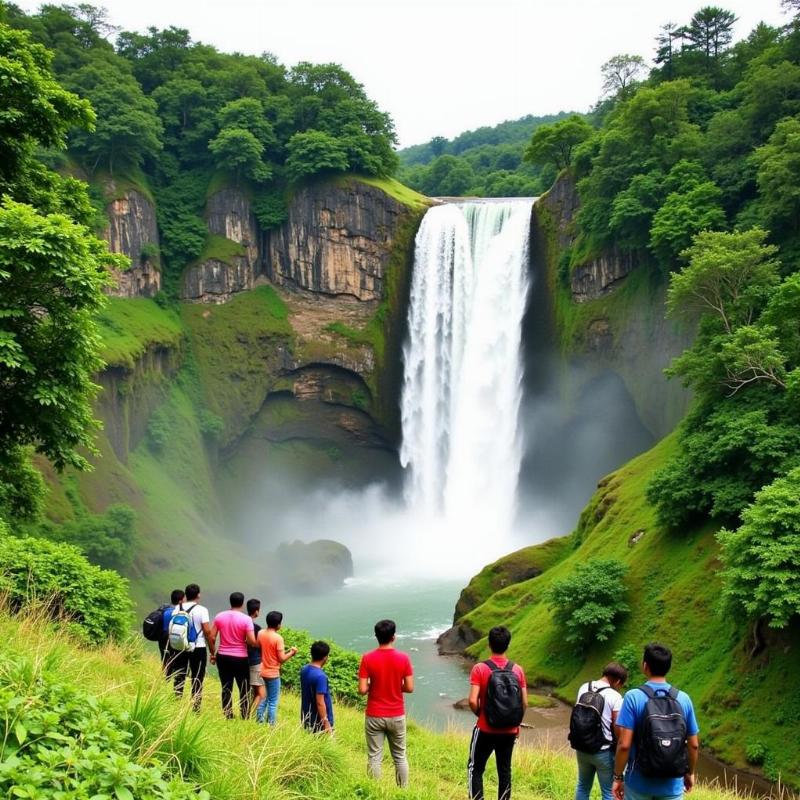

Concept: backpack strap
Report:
left=667, top=686, right=679, bottom=699
left=484, top=659, right=514, bottom=672
left=638, top=684, right=656, bottom=699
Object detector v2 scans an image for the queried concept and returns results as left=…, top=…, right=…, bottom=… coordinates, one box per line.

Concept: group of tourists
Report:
left=143, top=587, right=699, bottom=800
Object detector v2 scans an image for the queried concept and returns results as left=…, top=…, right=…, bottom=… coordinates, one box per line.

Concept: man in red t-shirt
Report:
left=358, top=619, right=414, bottom=788
left=468, top=625, right=527, bottom=800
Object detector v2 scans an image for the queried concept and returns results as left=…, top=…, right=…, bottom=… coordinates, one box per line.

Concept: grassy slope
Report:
left=1, top=608, right=741, bottom=800
left=96, top=297, right=183, bottom=369
left=459, top=434, right=800, bottom=787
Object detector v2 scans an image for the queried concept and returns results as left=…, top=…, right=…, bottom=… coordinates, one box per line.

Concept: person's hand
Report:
left=290, top=646, right=298, bottom=657
left=210, top=654, right=216, bottom=665
left=612, top=779, right=624, bottom=800
left=684, top=773, right=696, bottom=793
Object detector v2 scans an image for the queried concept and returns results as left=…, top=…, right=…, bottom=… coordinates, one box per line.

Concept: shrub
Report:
left=47, top=503, right=138, bottom=570
left=0, top=534, right=132, bottom=643
left=279, top=626, right=363, bottom=707
left=0, top=651, right=205, bottom=799
left=612, top=643, right=643, bottom=687
left=198, top=409, right=224, bottom=440
left=545, top=559, right=629, bottom=648
left=745, top=740, right=767, bottom=766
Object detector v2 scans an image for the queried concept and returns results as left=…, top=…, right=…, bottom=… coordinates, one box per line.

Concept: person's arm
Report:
left=613, top=727, right=633, bottom=800
left=246, top=630, right=257, bottom=648
left=468, top=683, right=481, bottom=716
left=358, top=676, right=369, bottom=695
left=402, top=674, right=414, bottom=693
left=279, top=646, right=298, bottom=663
left=202, top=621, right=215, bottom=657
left=208, top=623, right=218, bottom=663
left=521, top=683, right=528, bottom=711
left=684, top=734, right=700, bottom=792
left=316, top=693, right=333, bottom=732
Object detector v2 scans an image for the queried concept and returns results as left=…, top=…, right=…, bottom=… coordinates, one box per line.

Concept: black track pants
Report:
left=467, top=727, right=516, bottom=800
left=216, top=654, right=250, bottom=719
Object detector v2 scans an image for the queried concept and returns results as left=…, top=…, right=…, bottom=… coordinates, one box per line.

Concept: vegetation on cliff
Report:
left=4, top=4, right=401, bottom=290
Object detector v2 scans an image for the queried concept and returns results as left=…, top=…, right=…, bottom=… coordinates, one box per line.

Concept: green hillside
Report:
left=457, top=433, right=800, bottom=787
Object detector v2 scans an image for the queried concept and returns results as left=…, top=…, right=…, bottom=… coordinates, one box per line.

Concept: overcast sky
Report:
left=17, top=0, right=789, bottom=147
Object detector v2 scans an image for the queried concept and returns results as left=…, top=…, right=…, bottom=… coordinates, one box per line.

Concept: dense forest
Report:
left=396, top=112, right=571, bottom=197
left=523, top=5, right=800, bottom=633
left=1, top=2, right=398, bottom=296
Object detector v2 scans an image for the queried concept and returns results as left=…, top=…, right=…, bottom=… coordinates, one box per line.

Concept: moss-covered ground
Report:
left=458, top=433, right=800, bottom=788
left=181, top=285, right=293, bottom=445
left=1, top=608, right=746, bottom=800
left=96, top=297, right=183, bottom=369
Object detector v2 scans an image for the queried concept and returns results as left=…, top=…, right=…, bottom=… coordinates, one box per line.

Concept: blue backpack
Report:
left=167, top=604, right=199, bottom=652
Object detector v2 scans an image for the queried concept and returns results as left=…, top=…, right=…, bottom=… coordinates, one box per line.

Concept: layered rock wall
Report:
left=180, top=188, right=261, bottom=303
left=532, top=173, right=692, bottom=437
left=267, top=182, right=408, bottom=301
left=103, top=187, right=161, bottom=298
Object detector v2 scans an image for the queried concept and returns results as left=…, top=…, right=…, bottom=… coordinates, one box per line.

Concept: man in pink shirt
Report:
left=209, top=592, right=257, bottom=719
left=358, top=619, right=414, bottom=788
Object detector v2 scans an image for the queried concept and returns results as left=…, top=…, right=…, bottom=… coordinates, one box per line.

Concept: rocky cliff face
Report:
left=180, top=188, right=261, bottom=303
left=103, top=187, right=161, bottom=298
left=97, top=344, right=182, bottom=463
left=570, top=250, right=636, bottom=302
left=532, top=173, right=692, bottom=438
left=267, top=181, right=409, bottom=301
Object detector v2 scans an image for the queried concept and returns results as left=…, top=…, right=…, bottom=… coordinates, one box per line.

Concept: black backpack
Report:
left=635, top=685, right=689, bottom=778
left=142, top=604, right=170, bottom=641
left=483, top=660, right=525, bottom=729
left=569, top=682, right=611, bottom=753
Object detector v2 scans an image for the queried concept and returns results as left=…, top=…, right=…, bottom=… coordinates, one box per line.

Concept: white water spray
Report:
left=400, top=200, right=532, bottom=554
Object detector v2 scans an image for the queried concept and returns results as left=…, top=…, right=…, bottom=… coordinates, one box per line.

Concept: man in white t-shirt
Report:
left=573, top=662, right=628, bottom=800
left=167, top=583, right=214, bottom=711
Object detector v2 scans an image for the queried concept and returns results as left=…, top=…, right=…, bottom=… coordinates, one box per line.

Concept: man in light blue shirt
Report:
left=613, top=643, right=700, bottom=800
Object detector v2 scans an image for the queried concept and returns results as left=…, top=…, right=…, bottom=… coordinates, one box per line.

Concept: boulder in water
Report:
left=273, top=539, right=354, bottom=594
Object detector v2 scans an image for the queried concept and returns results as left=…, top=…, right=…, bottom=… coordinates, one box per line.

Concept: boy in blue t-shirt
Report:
left=300, top=640, right=334, bottom=733
left=613, top=643, right=700, bottom=800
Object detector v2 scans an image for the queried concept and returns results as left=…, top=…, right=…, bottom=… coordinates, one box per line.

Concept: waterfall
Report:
left=400, top=199, right=532, bottom=544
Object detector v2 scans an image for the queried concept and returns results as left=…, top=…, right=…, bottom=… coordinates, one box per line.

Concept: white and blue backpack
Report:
left=167, top=603, right=199, bottom=652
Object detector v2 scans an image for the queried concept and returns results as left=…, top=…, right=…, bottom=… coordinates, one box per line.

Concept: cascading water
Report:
left=400, top=199, right=532, bottom=552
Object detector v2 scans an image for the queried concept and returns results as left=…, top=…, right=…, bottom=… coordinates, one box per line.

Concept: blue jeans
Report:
left=575, top=748, right=614, bottom=800
left=624, top=788, right=683, bottom=800
left=257, top=677, right=280, bottom=725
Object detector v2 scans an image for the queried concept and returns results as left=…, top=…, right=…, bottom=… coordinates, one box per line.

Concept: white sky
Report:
left=18, top=0, right=789, bottom=147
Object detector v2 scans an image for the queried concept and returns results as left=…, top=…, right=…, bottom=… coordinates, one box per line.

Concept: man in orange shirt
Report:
left=256, top=610, right=298, bottom=725
left=467, top=626, right=527, bottom=800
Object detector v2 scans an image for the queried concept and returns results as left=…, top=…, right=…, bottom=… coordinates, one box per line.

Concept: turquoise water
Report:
left=276, top=577, right=475, bottom=731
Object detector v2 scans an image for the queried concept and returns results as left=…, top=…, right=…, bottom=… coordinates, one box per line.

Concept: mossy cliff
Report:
left=41, top=176, right=429, bottom=607
left=530, top=172, right=693, bottom=438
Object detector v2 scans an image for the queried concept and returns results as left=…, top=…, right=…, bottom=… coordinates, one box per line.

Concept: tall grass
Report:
left=0, top=601, right=791, bottom=800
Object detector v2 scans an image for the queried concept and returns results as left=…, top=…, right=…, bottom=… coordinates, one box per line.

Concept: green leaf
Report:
left=14, top=722, right=27, bottom=745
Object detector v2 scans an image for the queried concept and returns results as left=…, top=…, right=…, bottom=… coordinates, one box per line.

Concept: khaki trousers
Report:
left=365, top=714, right=408, bottom=787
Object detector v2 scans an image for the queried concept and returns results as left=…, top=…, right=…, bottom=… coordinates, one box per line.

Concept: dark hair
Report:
left=602, top=661, right=629, bottom=685
left=266, top=610, right=283, bottom=628
left=311, top=640, right=330, bottom=661
left=374, top=619, right=396, bottom=645
left=246, top=598, right=261, bottom=616
left=170, top=589, right=185, bottom=605
left=229, top=592, right=245, bottom=608
left=185, top=583, right=200, bottom=601
left=643, top=643, right=672, bottom=677
left=488, top=626, right=512, bottom=654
